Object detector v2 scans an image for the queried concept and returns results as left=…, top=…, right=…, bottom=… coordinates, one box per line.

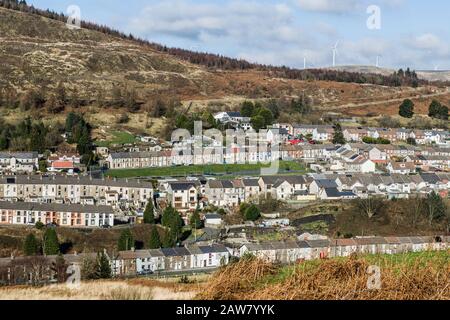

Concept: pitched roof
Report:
left=0, top=152, right=38, bottom=160
left=314, top=179, right=338, bottom=188
left=169, top=181, right=197, bottom=191
left=305, top=239, right=330, bottom=248
left=51, top=161, right=74, bottom=169
left=0, top=175, right=152, bottom=189
left=242, top=179, right=259, bottom=187
left=0, top=201, right=114, bottom=214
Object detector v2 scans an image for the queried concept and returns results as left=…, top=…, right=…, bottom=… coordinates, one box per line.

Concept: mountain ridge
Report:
left=0, top=0, right=443, bottom=91
left=0, top=2, right=449, bottom=129
left=329, top=66, right=450, bottom=82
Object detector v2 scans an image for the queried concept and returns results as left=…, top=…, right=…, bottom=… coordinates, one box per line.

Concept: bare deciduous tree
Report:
left=355, top=196, right=383, bottom=219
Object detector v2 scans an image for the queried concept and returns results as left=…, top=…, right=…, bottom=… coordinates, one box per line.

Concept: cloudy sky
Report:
left=29, top=0, right=450, bottom=70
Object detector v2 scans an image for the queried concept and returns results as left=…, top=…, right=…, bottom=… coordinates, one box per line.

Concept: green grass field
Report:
left=96, top=131, right=137, bottom=147
left=106, top=161, right=307, bottom=178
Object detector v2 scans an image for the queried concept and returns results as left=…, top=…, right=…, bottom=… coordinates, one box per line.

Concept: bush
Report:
left=117, top=113, right=130, bottom=124
left=217, top=208, right=227, bottom=215
left=362, top=136, right=390, bottom=144
left=35, top=221, right=45, bottom=230
left=399, top=99, right=414, bottom=118
left=245, top=205, right=261, bottom=221
left=258, top=195, right=286, bottom=213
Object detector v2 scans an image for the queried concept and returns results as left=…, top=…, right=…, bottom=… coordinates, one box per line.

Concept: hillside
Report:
left=0, top=4, right=449, bottom=136
left=331, top=66, right=450, bottom=82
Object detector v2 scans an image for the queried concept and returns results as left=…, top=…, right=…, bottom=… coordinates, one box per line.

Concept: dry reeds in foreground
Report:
left=198, top=252, right=450, bottom=300
left=0, top=280, right=198, bottom=300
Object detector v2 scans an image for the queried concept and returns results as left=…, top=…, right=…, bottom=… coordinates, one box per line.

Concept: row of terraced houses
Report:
left=0, top=236, right=448, bottom=285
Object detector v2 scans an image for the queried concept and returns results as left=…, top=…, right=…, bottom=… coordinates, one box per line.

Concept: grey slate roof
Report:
left=0, top=201, right=114, bottom=214
left=242, top=179, right=259, bottom=187
left=168, top=181, right=197, bottom=191
left=315, top=179, right=338, bottom=188
left=305, top=239, right=330, bottom=248
left=0, top=152, right=38, bottom=159
left=0, top=175, right=152, bottom=189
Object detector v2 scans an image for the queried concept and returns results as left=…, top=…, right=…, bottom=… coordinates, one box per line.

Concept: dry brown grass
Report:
left=198, top=253, right=450, bottom=300
left=0, top=279, right=199, bottom=300
left=196, top=257, right=278, bottom=300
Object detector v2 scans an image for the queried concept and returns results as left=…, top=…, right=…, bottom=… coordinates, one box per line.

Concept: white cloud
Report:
left=124, top=0, right=450, bottom=70
left=129, top=1, right=297, bottom=43
left=412, top=33, right=443, bottom=50
left=296, top=0, right=360, bottom=13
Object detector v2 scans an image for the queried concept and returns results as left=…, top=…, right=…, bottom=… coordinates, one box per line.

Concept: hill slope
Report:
left=0, top=5, right=448, bottom=123
left=331, top=66, right=450, bottom=82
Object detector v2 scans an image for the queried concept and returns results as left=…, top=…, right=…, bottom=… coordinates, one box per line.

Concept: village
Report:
left=0, top=111, right=449, bottom=285
left=1, top=235, right=449, bottom=285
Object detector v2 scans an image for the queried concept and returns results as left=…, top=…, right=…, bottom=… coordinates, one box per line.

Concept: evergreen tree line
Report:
left=23, top=227, right=60, bottom=256
left=240, top=101, right=275, bottom=131
left=0, top=84, right=140, bottom=113
left=119, top=202, right=204, bottom=251
left=0, top=116, right=64, bottom=152
left=0, top=83, right=87, bottom=113
left=1, top=0, right=445, bottom=88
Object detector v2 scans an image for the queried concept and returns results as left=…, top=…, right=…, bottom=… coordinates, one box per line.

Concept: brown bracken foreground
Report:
left=198, top=252, right=450, bottom=300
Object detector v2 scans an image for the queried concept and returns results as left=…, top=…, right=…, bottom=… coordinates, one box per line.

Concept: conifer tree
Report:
left=118, top=228, right=134, bottom=251
left=43, top=228, right=60, bottom=255
left=97, top=251, right=112, bottom=279
left=143, top=200, right=155, bottom=224
left=23, top=233, right=40, bottom=256
left=148, top=225, right=162, bottom=249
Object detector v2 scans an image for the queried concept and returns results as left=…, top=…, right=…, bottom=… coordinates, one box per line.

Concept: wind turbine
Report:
left=434, top=65, right=439, bottom=71
left=303, top=52, right=308, bottom=70
left=376, top=55, right=382, bottom=68
left=332, top=41, right=339, bottom=67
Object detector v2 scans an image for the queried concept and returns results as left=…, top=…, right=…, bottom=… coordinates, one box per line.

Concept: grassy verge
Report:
left=106, top=161, right=307, bottom=178
left=96, top=131, right=137, bottom=147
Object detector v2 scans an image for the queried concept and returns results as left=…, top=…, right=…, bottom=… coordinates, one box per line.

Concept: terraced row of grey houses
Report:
left=239, top=236, right=449, bottom=264
left=0, top=244, right=230, bottom=284
left=0, top=201, right=115, bottom=227
left=0, top=236, right=447, bottom=285
left=112, top=244, right=230, bottom=276
left=0, top=175, right=153, bottom=210
left=161, top=172, right=450, bottom=214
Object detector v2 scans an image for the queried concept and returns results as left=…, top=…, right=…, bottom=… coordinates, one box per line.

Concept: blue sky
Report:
left=28, top=0, right=450, bottom=70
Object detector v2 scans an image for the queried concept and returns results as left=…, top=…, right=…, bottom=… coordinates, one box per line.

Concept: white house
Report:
left=267, top=128, right=289, bottom=144
left=213, top=112, right=250, bottom=124
left=0, top=152, right=39, bottom=173
left=387, top=161, right=416, bottom=174
left=204, top=213, right=223, bottom=227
